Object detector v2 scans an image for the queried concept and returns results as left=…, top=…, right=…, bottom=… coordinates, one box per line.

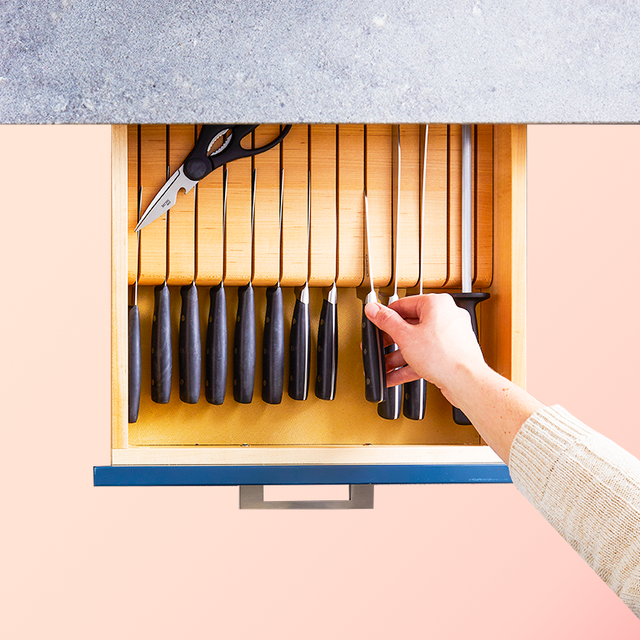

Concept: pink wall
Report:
left=2, top=124, right=638, bottom=637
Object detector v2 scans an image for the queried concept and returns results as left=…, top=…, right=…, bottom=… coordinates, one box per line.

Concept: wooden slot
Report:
left=310, top=125, right=338, bottom=287
left=336, top=124, right=365, bottom=286
left=253, top=125, right=282, bottom=286
left=423, top=124, right=448, bottom=288
left=281, top=124, right=309, bottom=286
left=138, top=125, right=167, bottom=285
left=168, top=125, right=196, bottom=285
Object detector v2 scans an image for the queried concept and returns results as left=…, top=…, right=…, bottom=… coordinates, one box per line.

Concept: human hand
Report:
left=364, top=293, right=489, bottom=403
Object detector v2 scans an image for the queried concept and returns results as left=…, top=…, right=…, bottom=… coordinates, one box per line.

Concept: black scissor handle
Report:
left=184, top=124, right=292, bottom=181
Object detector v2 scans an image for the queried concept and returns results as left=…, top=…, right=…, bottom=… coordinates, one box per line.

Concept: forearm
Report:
left=441, top=363, right=544, bottom=464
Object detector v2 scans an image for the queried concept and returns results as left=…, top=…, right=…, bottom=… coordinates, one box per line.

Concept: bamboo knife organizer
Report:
left=110, top=124, right=526, bottom=468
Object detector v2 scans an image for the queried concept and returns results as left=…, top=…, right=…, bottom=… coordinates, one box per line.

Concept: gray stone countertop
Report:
left=2, top=0, right=640, bottom=124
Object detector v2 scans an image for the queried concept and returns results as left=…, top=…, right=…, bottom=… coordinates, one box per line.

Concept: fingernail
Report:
left=365, top=302, right=380, bottom=319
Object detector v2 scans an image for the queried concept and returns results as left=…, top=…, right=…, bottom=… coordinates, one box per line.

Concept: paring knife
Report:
left=262, top=167, right=285, bottom=404
left=128, top=186, right=143, bottom=423
left=403, top=124, right=429, bottom=421
left=358, top=191, right=387, bottom=403
left=378, top=125, right=403, bottom=420
left=315, top=130, right=338, bottom=402
left=179, top=142, right=202, bottom=404
left=452, top=125, right=490, bottom=425
left=151, top=151, right=172, bottom=405
left=205, top=166, right=228, bottom=405
left=288, top=168, right=312, bottom=401
left=233, top=168, right=257, bottom=404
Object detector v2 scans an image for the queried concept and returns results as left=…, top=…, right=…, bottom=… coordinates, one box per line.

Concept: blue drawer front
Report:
left=94, top=463, right=511, bottom=486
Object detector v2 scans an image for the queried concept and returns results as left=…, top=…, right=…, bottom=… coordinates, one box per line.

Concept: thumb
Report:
left=364, top=302, right=410, bottom=343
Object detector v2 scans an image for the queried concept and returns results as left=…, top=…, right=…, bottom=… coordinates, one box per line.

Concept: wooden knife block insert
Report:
left=111, top=124, right=525, bottom=460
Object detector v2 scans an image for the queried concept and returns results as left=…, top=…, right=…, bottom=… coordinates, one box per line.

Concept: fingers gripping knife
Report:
left=357, top=191, right=387, bottom=403
left=452, top=125, right=490, bottom=425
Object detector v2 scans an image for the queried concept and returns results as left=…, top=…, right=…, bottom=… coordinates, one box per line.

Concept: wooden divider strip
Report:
left=225, top=140, right=252, bottom=286
left=446, top=125, right=462, bottom=288
left=281, top=124, right=309, bottom=286
left=138, top=125, right=168, bottom=285
left=195, top=125, right=223, bottom=286
left=253, top=125, right=282, bottom=286
left=310, top=125, right=338, bottom=287
left=365, top=124, right=392, bottom=289
left=475, top=124, right=494, bottom=288
left=168, top=125, right=196, bottom=284
left=127, top=126, right=138, bottom=284
left=422, top=124, right=448, bottom=287
left=337, top=124, right=365, bottom=286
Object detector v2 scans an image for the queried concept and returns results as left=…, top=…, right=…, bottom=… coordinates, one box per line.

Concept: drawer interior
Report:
left=111, top=124, right=525, bottom=458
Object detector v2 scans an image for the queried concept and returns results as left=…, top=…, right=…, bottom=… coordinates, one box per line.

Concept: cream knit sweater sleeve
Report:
left=509, top=405, right=640, bottom=616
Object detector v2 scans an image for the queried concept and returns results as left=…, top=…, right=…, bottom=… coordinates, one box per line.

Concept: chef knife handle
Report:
left=128, top=305, right=141, bottom=423
left=315, top=297, right=338, bottom=401
left=288, top=296, right=311, bottom=401
left=205, top=283, right=227, bottom=405
left=262, top=286, right=285, bottom=404
left=179, top=282, right=201, bottom=404
left=403, top=378, right=427, bottom=421
left=378, top=343, right=402, bottom=419
left=451, top=292, right=490, bottom=425
left=233, top=284, right=256, bottom=404
left=362, top=307, right=386, bottom=403
left=151, top=283, right=172, bottom=404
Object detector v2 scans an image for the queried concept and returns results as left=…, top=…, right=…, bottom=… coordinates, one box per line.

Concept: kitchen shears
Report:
left=135, top=124, right=292, bottom=232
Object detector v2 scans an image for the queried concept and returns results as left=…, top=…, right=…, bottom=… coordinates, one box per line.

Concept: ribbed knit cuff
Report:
left=508, top=404, right=592, bottom=506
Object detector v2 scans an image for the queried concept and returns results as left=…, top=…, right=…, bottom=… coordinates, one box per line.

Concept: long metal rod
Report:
left=305, top=169, right=311, bottom=286
left=462, top=124, right=472, bottom=293
left=134, top=186, right=142, bottom=306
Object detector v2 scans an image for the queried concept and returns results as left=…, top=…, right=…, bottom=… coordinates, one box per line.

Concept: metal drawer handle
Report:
left=239, top=485, right=374, bottom=510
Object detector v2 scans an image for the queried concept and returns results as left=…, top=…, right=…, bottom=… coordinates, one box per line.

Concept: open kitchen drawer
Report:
left=94, top=124, right=525, bottom=500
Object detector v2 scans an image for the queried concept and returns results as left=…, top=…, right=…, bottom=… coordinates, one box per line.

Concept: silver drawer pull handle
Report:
left=239, top=485, right=374, bottom=510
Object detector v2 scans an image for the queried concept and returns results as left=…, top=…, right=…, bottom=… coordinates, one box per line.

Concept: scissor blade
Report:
left=134, top=166, right=198, bottom=232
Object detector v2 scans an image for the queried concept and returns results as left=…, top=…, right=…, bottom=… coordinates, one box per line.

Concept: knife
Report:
left=357, top=190, right=386, bottom=403
left=403, top=124, right=429, bottom=420
left=205, top=167, right=228, bottom=405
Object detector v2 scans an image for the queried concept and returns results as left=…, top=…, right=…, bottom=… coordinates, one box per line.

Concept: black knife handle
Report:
left=205, top=283, right=227, bottom=405
left=128, top=305, right=141, bottom=423
left=262, top=285, right=285, bottom=404
left=233, top=284, right=255, bottom=403
left=403, top=378, right=427, bottom=421
left=151, top=283, right=172, bottom=404
left=288, top=296, right=311, bottom=401
left=378, top=343, right=402, bottom=419
left=362, top=306, right=386, bottom=403
left=315, top=298, right=338, bottom=401
left=451, top=291, right=490, bottom=425
left=179, top=282, right=201, bottom=404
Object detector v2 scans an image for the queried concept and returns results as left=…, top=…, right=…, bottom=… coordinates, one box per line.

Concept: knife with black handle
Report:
left=262, top=285, right=285, bottom=404
left=128, top=304, right=141, bottom=423
left=315, top=283, right=338, bottom=401
left=151, top=282, right=172, bottom=404
left=206, top=282, right=227, bottom=404
left=179, top=281, right=201, bottom=403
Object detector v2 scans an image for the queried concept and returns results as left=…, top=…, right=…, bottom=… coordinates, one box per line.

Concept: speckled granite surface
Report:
left=2, top=0, right=639, bottom=123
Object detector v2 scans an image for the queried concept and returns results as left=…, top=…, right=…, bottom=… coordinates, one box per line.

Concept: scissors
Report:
left=135, top=124, right=292, bottom=232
